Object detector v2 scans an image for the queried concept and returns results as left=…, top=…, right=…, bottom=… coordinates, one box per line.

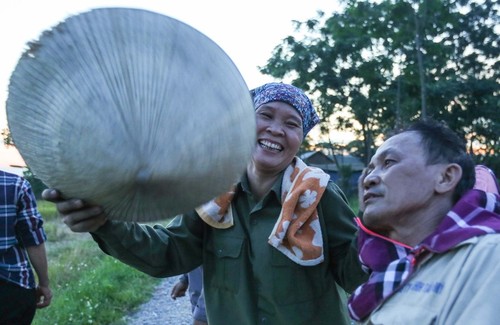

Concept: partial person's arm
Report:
left=26, top=243, right=52, bottom=308
left=90, top=212, right=204, bottom=277
left=42, top=188, right=205, bottom=278
left=17, top=182, right=52, bottom=308
left=170, top=273, right=189, bottom=299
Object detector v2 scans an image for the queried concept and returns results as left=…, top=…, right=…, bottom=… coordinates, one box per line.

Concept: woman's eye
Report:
left=384, top=159, right=395, bottom=167
left=287, top=121, right=301, bottom=128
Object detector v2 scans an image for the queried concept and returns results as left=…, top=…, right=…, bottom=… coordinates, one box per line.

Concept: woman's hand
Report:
left=41, top=189, right=108, bottom=232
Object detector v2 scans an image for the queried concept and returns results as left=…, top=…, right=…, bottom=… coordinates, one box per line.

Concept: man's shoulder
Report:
left=426, top=234, right=500, bottom=276
left=0, top=170, right=28, bottom=191
left=416, top=234, right=500, bottom=276
left=447, top=233, right=500, bottom=261
left=369, top=233, right=500, bottom=324
left=471, top=233, right=500, bottom=250
left=0, top=169, right=22, bottom=180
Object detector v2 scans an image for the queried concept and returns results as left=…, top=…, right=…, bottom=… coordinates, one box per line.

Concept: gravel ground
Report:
left=121, top=276, right=358, bottom=325
left=121, top=276, right=193, bottom=325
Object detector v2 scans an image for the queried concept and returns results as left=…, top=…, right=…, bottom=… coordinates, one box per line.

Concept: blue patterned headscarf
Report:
left=250, top=82, right=320, bottom=137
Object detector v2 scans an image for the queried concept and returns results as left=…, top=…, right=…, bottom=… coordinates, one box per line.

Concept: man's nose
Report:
left=363, top=170, right=380, bottom=188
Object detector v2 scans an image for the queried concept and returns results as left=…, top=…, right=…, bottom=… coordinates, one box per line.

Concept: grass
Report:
left=32, top=202, right=162, bottom=325
left=37, top=200, right=59, bottom=221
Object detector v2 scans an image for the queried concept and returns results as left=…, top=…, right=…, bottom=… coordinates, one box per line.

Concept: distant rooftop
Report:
left=300, top=151, right=364, bottom=171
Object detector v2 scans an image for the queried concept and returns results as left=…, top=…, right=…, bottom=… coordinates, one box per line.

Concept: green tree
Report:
left=261, top=0, right=499, bottom=171
left=2, top=128, right=13, bottom=146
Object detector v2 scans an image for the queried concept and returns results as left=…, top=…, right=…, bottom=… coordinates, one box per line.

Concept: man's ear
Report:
left=435, top=163, right=462, bottom=194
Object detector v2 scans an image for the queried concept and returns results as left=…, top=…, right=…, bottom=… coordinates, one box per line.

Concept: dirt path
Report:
left=121, top=276, right=193, bottom=324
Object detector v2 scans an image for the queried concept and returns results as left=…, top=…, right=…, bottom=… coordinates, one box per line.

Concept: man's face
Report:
left=362, top=132, right=444, bottom=233
left=251, top=101, right=303, bottom=174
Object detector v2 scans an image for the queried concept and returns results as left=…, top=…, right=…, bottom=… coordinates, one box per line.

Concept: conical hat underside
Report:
left=7, top=8, right=255, bottom=222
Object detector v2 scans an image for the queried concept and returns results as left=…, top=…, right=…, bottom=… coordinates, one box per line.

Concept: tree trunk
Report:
left=414, top=3, right=427, bottom=118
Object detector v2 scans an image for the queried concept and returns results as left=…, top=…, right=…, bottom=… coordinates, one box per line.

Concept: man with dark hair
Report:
left=406, top=119, right=476, bottom=202
left=349, top=119, right=500, bottom=324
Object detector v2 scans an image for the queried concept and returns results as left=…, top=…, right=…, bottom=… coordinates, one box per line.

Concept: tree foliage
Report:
left=261, top=0, right=499, bottom=172
left=1, top=128, right=13, bottom=146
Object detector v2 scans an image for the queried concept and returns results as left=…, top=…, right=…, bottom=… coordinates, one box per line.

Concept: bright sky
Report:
left=0, top=0, right=341, bottom=132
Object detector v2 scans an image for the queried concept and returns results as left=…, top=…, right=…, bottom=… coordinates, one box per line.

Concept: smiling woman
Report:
left=42, top=82, right=368, bottom=325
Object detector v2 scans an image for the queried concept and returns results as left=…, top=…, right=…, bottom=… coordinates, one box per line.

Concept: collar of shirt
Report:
left=238, top=171, right=284, bottom=200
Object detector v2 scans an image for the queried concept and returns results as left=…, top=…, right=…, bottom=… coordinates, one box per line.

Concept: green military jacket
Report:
left=92, top=172, right=367, bottom=324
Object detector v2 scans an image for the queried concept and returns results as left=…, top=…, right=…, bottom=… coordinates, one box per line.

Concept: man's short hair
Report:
left=404, top=119, right=475, bottom=202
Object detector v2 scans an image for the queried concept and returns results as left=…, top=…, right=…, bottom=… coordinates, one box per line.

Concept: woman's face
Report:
left=252, top=101, right=303, bottom=174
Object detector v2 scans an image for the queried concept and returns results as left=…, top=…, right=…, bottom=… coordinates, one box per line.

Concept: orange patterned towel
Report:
left=196, top=157, right=330, bottom=266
